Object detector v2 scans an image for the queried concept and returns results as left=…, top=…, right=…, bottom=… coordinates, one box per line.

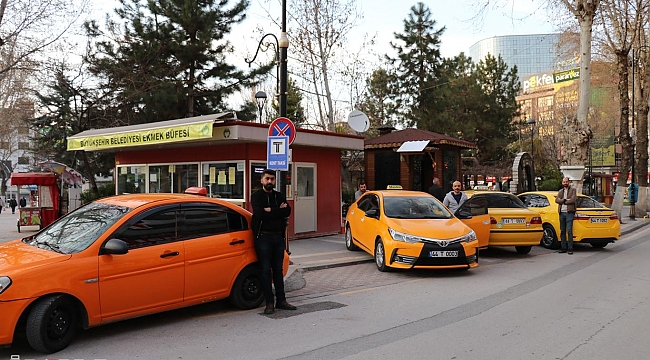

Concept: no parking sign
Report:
left=268, top=117, right=296, bottom=145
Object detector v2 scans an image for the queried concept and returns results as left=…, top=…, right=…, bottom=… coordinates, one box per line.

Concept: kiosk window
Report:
left=148, top=164, right=199, bottom=193
left=117, top=166, right=146, bottom=194
left=202, top=162, right=244, bottom=199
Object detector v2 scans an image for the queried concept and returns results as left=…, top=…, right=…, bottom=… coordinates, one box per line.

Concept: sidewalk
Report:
left=285, top=205, right=650, bottom=276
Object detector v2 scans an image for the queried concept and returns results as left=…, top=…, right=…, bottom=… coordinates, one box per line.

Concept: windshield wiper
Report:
left=31, top=240, right=63, bottom=253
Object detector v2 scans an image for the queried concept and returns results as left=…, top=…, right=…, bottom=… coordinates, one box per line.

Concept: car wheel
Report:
left=229, top=265, right=264, bottom=310
left=375, top=238, right=391, bottom=272
left=515, top=245, right=532, bottom=254
left=541, top=224, right=559, bottom=249
left=345, top=225, right=359, bottom=251
left=26, top=294, right=78, bottom=353
left=591, top=242, right=608, bottom=249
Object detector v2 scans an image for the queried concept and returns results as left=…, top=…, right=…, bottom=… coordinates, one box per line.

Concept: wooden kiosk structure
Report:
left=364, top=128, right=477, bottom=193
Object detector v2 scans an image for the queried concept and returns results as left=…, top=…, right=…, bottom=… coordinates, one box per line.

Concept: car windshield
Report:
left=23, top=202, right=132, bottom=254
left=480, top=193, right=527, bottom=209
left=384, top=196, right=453, bottom=219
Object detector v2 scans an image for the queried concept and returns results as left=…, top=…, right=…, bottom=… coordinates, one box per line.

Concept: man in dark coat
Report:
left=428, top=177, right=445, bottom=202
left=251, top=169, right=297, bottom=315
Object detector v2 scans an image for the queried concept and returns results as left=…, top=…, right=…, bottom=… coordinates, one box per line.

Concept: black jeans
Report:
left=255, top=233, right=287, bottom=305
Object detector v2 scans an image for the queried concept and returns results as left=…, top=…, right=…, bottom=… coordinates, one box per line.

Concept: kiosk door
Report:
left=294, top=163, right=316, bottom=233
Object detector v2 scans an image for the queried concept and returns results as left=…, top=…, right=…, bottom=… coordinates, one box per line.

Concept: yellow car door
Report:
left=455, top=197, right=491, bottom=249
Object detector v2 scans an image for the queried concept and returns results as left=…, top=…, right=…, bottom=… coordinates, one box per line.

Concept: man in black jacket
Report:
left=428, top=177, right=444, bottom=202
left=251, top=169, right=297, bottom=314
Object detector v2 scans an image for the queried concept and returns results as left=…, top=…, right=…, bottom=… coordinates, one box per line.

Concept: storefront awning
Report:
left=67, top=113, right=235, bottom=151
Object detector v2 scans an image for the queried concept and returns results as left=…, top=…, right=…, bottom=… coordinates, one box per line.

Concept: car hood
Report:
left=386, top=218, right=471, bottom=240
left=0, top=240, right=71, bottom=274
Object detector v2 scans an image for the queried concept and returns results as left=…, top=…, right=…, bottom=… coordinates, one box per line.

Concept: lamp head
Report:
left=255, top=91, right=267, bottom=101
left=526, top=118, right=536, bottom=126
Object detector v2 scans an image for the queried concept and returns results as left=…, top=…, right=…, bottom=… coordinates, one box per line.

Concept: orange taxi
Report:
left=345, top=190, right=490, bottom=271
left=0, top=193, right=288, bottom=353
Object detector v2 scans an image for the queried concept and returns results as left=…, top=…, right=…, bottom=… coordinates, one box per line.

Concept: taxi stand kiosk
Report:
left=9, top=173, right=60, bottom=232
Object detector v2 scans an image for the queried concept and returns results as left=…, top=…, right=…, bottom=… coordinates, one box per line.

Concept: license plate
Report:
left=590, top=218, right=608, bottom=223
left=502, top=218, right=525, bottom=224
left=429, top=251, right=459, bottom=257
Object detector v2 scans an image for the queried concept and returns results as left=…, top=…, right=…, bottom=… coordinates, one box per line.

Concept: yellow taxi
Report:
left=518, top=191, right=621, bottom=249
left=0, top=193, right=288, bottom=353
left=466, top=191, right=543, bottom=254
left=345, top=190, right=490, bottom=271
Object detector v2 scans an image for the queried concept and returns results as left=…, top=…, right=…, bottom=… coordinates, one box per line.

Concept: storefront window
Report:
left=250, top=162, right=292, bottom=199
left=148, top=163, right=199, bottom=193
left=117, top=166, right=147, bottom=194
left=202, top=162, right=244, bottom=199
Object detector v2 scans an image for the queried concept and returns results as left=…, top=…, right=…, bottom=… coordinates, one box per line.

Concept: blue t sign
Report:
left=267, top=136, right=289, bottom=171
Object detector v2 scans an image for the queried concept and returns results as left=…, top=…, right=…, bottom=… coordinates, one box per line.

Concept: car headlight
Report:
left=460, top=230, right=477, bottom=243
left=0, top=276, right=12, bottom=295
left=388, top=228, right=421, bottom=243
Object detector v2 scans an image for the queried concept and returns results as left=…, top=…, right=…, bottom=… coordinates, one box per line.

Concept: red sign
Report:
left=268, top=117, right=296, bottom=145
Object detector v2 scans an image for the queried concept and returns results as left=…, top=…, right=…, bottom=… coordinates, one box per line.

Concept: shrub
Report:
left=538, top=178, right=562, bottom=191
left=79, top=183, right=116, bottom=204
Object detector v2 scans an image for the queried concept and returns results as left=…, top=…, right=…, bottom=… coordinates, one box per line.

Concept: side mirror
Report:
left=365, top=209, right=379, bottom=218
left=455, top=209, right=473, bottom=219
left=101, top=238, right=129, bottom=255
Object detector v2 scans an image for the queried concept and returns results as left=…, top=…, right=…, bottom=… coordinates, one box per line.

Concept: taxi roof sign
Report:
left=386, top=185, right=403, bottom=190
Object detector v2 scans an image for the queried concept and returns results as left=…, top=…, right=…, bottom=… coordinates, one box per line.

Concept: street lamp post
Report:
left=629, top=45, right=649, bottom=220
left=244, top=0, right=289, bottom=119
left=527, top=117, right=536, bottom=161
left=527, top=117, right=536, bottom=192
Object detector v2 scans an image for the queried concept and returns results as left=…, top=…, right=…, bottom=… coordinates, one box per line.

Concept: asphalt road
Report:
left=2, top=211, right=649, bottom=360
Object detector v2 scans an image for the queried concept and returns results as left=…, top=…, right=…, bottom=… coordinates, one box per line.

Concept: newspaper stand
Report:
left=9, top=173, right=61, bottom=233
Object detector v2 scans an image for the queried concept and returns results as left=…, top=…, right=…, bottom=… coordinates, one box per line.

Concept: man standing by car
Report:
left=354, top=181, right=368, bottom=200
left=443, top=181, right=468, bottom=213
left=428, top=177, right=445, bottom=202
left=251, top=169, right=297, bottom=315
left=555, top=177, right=577, bottom=255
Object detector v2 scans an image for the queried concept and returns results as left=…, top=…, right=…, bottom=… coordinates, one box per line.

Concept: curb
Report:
left=621, top=219, right=650, bottom=236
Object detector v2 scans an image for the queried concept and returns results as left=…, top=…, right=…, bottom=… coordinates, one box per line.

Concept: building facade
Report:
left=469, top=34, right=562, bottom=80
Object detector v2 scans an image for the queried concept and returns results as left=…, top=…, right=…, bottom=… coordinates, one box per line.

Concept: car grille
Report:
left=413, top=243, right=470, bottom=266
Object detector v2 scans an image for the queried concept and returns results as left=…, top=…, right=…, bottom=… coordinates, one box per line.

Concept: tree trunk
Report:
left=616, top=51, right=633, bottom=183
left=574, top=15, right=594, bottom=167
left=636, top=48, right=650, bottom=215
left=81, top=151, right=99, bottom=197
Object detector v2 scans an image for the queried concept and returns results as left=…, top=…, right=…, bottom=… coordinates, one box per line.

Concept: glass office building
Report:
left=469, top=34, right=562, bottom=80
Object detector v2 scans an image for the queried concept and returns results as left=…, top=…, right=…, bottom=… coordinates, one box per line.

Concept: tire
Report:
left=229, top=265, right=264, bottom=310
left=541, top=224, right=559, bottom=249
left=515, top=245, right=532, bottom=254
left=375, top=238, right=391, bottom=272
left=345, top=225, right=359, bottom=251
left=26, top=294, right=78, bottom=353
left=591, top=242, right=608, bottom=249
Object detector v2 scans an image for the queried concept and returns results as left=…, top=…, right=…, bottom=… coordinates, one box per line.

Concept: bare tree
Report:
left=0, top=0, right=88, bottom=76
left=288, top=0, right=361, bottom=131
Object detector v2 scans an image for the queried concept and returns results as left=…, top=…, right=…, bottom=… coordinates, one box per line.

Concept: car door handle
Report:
left=160, top=251, right=180, bottom=258
left=230, top=239, right=245, bottom=245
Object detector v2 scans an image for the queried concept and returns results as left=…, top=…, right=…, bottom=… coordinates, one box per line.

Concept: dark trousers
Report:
left=559, top=211, right=574, bottom=250
left=255, top=233, right=287, bottom=305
